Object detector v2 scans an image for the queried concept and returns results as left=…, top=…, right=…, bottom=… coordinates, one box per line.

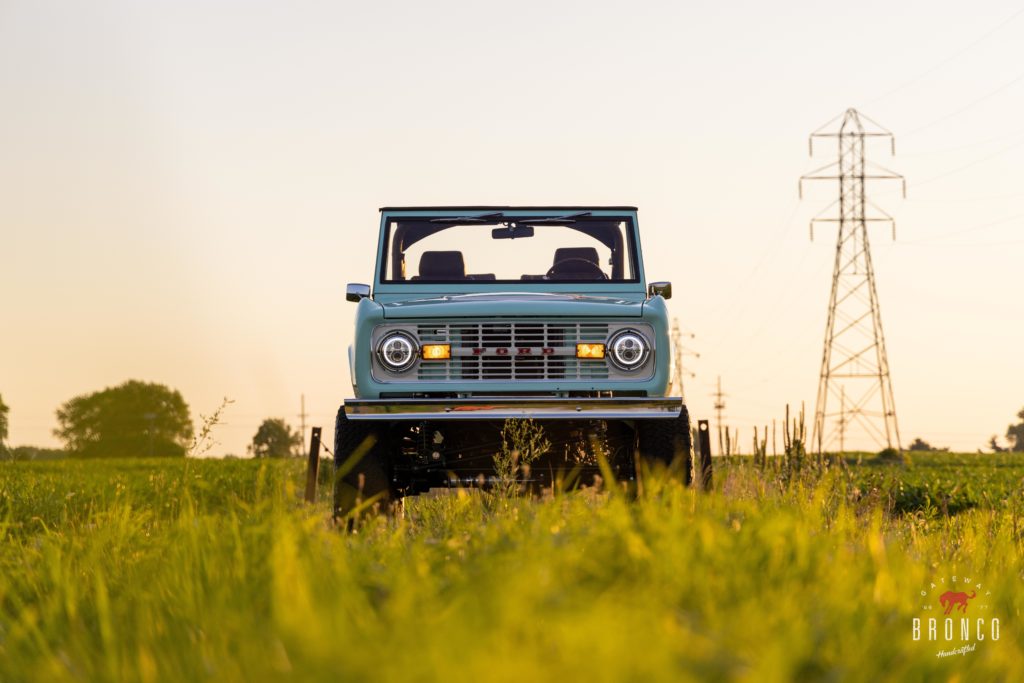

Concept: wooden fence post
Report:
left=304, top=427, right=322, bottom=503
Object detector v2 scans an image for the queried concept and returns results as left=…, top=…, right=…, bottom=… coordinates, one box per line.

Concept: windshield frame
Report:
left=373, top=209, right=646, bottom=295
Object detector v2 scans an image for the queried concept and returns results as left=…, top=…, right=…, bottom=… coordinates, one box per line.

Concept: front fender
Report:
left=347, top=344, right=356, bottom=392
left=642, top=295, right=671, bottom=396
left=352, top=297, right=385, bottom=398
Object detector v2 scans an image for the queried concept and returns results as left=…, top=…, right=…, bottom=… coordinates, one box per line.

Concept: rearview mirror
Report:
left=491, top=225, right=535, bottom=240
left=346, top=283, right=371, bottom=302
left=648, top=281, right=672, bottom=300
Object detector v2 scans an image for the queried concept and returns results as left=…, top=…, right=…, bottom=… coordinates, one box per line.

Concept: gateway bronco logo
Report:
left=913, top=575, right=1000, bottom=658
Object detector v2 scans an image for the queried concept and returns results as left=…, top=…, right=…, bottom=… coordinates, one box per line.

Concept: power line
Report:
left=909, top=135, right=1024, bottom=187
left=866, top=7, right=1024, bottom=106
left=863, top=131, right=1024, bottom=207
left=697, top=163, right=813, bottom=347
left=897, top=211, right=1024, bottom=244
left=897, top=126, right=1024, bottom=158
left=903, top=68, right=1024, bottom=138
left=895, top=238, right=1024, bottom=248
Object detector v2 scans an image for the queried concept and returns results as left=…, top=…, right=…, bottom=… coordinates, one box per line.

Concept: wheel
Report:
left=636, top=405, right=692, bottom=485
left=333, top=406, right=393, bottom=519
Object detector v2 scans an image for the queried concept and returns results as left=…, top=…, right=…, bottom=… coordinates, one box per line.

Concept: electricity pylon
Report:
left=669, top=318, right=698, bottom=401
left=799, top=109, right=905, bottom=455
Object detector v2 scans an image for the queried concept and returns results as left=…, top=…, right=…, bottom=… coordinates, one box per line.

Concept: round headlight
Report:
left=608, top=329, right=650, bottom=371
left=377, top=332, right=418, bottom=372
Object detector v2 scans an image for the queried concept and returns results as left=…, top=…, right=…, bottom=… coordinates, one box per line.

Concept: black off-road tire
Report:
left=333, top=406, right=393, bottom=520
left=636, top=405, right=693, bottom=485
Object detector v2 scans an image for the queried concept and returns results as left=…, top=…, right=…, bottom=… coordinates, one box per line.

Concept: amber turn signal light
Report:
left=576, top=343, right=606, bottom=359
left=421, top=344, right=451, bottom=360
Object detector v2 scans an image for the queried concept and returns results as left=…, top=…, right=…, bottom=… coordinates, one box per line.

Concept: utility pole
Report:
left=839, top=387, right=846, bottom=456
left=712, top=376, right=727, bottom=456
left=670, top=318, right=699, bottom=401
left=800, top=108, right=904, bottom=456
left=298, top=394, right=308, bottom=457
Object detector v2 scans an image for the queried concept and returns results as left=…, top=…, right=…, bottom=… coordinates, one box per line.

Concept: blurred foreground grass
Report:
left=1, top=455, right=1022, bottom=682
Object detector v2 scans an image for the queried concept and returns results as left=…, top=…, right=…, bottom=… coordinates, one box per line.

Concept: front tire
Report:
left=333, top=406, right=393, bottom=519
left=636, top=405, right=692, bottom=485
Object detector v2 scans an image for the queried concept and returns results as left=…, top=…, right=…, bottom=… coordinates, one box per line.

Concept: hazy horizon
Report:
left=2, top=1, right=1022, bottom=455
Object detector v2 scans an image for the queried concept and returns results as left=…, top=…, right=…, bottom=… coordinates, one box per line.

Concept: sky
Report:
left=1, top=0, right=1022, bottom=455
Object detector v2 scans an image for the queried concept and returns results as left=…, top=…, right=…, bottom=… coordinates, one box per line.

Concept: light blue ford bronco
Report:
left=335, top=206, right=690, bottom=514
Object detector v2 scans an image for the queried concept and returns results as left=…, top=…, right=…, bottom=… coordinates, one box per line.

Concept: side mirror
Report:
left=346, top=283, right=371, bottom=302
left=647, top=281, right=672, bottom=300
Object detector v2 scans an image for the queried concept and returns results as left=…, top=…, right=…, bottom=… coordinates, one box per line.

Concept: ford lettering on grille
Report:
left=455, top=347, right=570, bottom=357
left=416, top=321, right=610, bottom=381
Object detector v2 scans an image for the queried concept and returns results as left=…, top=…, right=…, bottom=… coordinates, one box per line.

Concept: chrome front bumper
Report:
left=344, top=397, right=683, bottom=421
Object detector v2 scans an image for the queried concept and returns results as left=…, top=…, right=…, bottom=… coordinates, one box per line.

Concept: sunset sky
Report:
left=2, top=1, right=1022, bottom=455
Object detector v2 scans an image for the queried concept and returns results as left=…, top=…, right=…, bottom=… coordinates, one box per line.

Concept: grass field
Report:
left=1, top=453, right=1023, bottom=682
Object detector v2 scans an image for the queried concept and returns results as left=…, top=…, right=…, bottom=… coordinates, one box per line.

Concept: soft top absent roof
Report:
left=379, top=205, right=638, bottom=212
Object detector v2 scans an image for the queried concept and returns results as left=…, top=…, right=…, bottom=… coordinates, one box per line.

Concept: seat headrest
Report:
left=553, top=247, right=600, bottom=266
left=418, top=251, right=466, bottom=280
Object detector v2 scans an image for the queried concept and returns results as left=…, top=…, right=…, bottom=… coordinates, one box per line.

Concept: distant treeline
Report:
left=3, top=446, right=67, bottom=461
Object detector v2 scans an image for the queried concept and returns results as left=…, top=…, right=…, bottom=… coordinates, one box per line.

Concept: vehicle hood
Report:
left=380, top=292, right=645, bottom=319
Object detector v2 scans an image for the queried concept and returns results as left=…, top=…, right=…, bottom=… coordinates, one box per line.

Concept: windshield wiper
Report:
left=429, top=212, right=505, bottom=224
left=519, top=211, right=591, bottom=224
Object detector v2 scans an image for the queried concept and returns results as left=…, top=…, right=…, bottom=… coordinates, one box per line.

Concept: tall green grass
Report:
left=1, top=456, right=1022, bottom=682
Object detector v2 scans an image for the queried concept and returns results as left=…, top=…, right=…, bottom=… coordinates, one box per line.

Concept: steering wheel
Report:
left=545, top=258, right=607, bottom=280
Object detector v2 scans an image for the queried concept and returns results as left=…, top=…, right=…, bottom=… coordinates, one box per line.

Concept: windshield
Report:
left=380, top=214, right=639, bottom=283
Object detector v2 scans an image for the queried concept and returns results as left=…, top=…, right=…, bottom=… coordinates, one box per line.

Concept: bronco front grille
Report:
left=415, top=321, right=610, bottom=381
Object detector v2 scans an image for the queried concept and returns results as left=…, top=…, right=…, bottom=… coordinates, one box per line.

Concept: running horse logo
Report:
left=939, top=590, right=976, bottom=615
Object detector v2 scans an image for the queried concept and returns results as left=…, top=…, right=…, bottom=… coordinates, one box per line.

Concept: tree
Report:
left=55, top=381, right=193, bottom=458
left=907, top=437, right=947, bottom=453
left=989, top=436, right=1007, bottom=453
left=907, top=437, right=932, bottom=452
left=0, top=393, right=8, bottom=456
left=1007, top=407, right=1024, bottom=453
left=250, top=418, right=301, bottom=458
